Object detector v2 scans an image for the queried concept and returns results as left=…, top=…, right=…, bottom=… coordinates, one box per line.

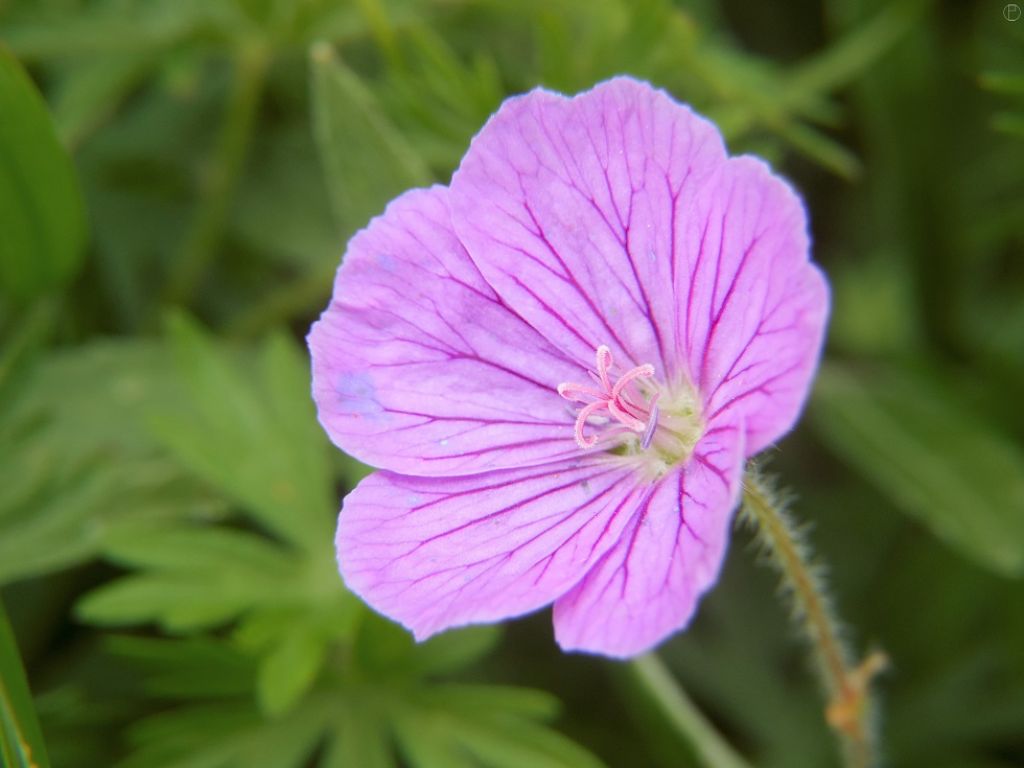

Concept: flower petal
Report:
left=449, top=78, right=827, bottom=454
left=449, top=76, right=727, bottom=378
left=678, top=157, right=829, bottom=453
left=552, top=422, right=744, bottom=657
left=337, top=457, right=650, bottom=640
left=308, top=185, right=584, bottom=476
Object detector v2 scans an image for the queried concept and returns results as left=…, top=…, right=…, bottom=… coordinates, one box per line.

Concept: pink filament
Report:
left=558, top=345, right=657, bottom=449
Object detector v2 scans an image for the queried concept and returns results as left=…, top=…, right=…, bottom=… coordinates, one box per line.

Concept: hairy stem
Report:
left=163, top=41, right=270, bottom=308
left=740, top=466, right=886, bottom=768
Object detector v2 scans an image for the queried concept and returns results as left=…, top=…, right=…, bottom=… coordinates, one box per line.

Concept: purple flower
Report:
left=309, top=77, right=828, bottom=658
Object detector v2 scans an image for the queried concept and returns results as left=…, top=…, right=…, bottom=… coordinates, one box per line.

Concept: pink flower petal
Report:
left=308, top=186, right=584, bottom=476
left=449, top=77, right=826, bottom=455
left=337, top=457, right=650, bottom=640
left=449, top=76, right=727, bottom=379
left=678, top=157, right=829, bottom=453
left=552, top=422, right=744, bottom=657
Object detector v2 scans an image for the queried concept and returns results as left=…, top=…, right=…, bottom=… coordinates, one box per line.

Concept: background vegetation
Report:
left=1, top=0, right=1022, bottom=766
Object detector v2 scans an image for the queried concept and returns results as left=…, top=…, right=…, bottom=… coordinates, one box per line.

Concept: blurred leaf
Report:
left=0, top=47, right=86, bottom=303
left=120, top=699, right=325, bottom=768
left=256, top=625, right=328, bottom=716
left=355, top=611, right=502, bottom=680
left=0, top=599, right=50, bottom=768
left=786, top=0, right=926, bottom=97
left=309, top=42, right=432, bottom=238
left=812, top=362, right=1024, bottom=577
left=396, top=685, right=606, bottom=768
left=322, top=704, right=394, bottom=768
left=76, top=526, right=304, bottom=631
left=828, top=250, right=921, bottom=355
left=230, top=121, right=339, bottom=272
left=51, top=54, right=155, bottom=147
left=148, top=314, right=333, bottom=549
left=0, top=299, right=55, bottom=420
left=0, top=17, right=172, bottom=61
left=382, top=24, right=503, bottom=171
left=980, top=72, right=1024, bottom=95
left=0, top=341, right=215, bottom=585
left=771, top=118, right=861, bottom=179
left=106, top=636, right=255, bottom=700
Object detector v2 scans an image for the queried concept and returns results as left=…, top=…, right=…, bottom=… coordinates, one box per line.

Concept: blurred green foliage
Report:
left=0, top=0, right=1022, bottom=766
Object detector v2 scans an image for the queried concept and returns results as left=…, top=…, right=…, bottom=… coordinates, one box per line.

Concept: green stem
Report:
left=162, top=41, right=270, bottom=309
left=740, top=467, right=886, bottom=768
left=225, top=262, right=335, bottom=338
left=627, top=654, right=754, bottom=768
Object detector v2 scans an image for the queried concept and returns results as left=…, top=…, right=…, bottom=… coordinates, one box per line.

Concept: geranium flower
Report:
left=309, top=77, right=828, bottom=658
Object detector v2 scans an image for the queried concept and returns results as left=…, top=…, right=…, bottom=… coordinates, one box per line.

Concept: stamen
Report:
left=557, top=345, right=660, bottom=450
left=557, top=382, right=604, bottom=403
left=573, top=400, right=609, bottom=449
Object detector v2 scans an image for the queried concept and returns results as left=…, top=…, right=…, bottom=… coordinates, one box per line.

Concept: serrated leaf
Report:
left=149, top=314, right=333, bottom=549
left=77, top=573, right=287, bottom=632
left=812, top=362, right=1024, bottom=576
left=396, top=685, right=606, bottom=768
left=0, top=340, right=214, bottom=585
left=0, top=599, right=51, bottom=768
left=310, top=42, right=431, bottom=238
left=0, top=47, right=87, bottom=303
left=121, top=699, right=326, bottom=768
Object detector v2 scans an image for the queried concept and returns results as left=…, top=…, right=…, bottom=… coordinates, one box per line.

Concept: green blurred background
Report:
left=1, top=0, right=1023, bottom=766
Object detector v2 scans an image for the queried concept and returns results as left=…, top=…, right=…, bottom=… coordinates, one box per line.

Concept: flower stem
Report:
left=626, top=654, right=754, bottom=768
left=740, top=466, right=886, bottom=768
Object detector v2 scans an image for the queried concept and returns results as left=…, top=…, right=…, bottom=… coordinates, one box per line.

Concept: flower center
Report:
left=557, top=345, right=704, bottom=468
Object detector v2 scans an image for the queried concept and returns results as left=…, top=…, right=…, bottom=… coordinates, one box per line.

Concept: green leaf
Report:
left=106, top=636, right=256, bottom=700
left=76, top=526, right=309, bottom=631
left=0, top=47, right=87, bottom=303
left=0, top=299, right=55, bottom=413
left=0, top=6, right=199, bottom=60
left=0, top=340, right=215, bottom=585
left=812, top=362, right=1024, bottom=576
left=354, top=611, right=502, bottom=680
left=51, top=54, right=156, bottom=147
left=396, top=685, right=606, bottom=768
left=121, top=699, right=326, bottom=768
left=309, top=42, right=432, bottom=238
left=256, top=626, right=328, bottom=717
left=786, top=0, right=926, bottom=97
left=148, top=314, right=334, bottom=549
left=78, top=573, right=281, bottom=632
left=322, top=704, right=395, bottom=768
left=0, top=598, right=51, bottom=768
